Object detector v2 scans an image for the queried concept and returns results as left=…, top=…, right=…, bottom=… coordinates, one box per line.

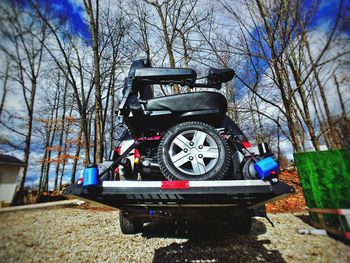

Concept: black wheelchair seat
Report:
left=144, top=91, right=227, bottom=114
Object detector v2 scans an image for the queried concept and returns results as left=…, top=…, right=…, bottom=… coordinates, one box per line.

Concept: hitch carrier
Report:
left=64, top=179, right=294, bottom=234
left=63, top=180, right=295, bottom=234
left=64, top=180, right=294, bottom=209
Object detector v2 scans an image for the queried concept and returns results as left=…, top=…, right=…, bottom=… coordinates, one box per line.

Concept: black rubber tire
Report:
left=158, top=121, right=231, bottom=181
left=232, top=215, right=252, bottom=235
left=119, top=211, right=143, bottom=234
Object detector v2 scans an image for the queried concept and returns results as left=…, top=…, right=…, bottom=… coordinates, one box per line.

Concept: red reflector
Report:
left=161, top=181, right=189, bottom=189
left=242, top=141, right=252, bottom=148
left=344, top=232, right=350, bottom=240
left=270, top=170, right=277, bottom=175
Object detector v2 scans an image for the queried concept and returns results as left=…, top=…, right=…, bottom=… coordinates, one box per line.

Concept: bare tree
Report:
left=217, top=0, right=348, bottom=152
left=0, top=1, right=48, bottom=203
left=30, top=1, right=95, bottom=166
left=143, top=0, right=203, bottom=93
left=83, top=0, right=104, bottom=164
left=37, top=79, right=61, bottom=194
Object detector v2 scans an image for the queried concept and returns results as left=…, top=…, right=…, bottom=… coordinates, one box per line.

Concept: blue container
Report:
left=254, top=157, right=279, bottom=180
left=83, top=165, right=99, bottom=187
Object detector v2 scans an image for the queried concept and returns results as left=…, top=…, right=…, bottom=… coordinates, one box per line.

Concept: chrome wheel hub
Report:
left=169, top=130, right=219, bottom=176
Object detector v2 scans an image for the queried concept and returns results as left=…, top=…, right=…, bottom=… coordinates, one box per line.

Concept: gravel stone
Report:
left=0, top=207, right=349, bottom=262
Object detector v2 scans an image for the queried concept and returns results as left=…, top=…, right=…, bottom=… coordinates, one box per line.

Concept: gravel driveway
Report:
left=0, top=205, right=349, bottom=263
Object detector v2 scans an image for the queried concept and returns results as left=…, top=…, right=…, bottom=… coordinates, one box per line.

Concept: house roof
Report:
left=0, top=154, right=25, bottom=166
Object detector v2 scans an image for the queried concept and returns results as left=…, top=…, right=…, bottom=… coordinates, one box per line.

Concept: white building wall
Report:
left=0, top=165, right=21, bottom=203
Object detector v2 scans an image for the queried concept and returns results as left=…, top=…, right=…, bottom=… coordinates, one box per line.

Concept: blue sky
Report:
left=18, top=0, right=90, bottom=40
left=308, top=0, right=350, bottom=35
left=233, top=0, right=350, bottom=99
left=27, top=0, right=348, bottom=102
left=26, top=0, right=350, bottom=50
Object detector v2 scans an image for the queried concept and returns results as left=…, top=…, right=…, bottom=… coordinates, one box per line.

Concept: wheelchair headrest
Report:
left=128, top=59, right=152, bottom=77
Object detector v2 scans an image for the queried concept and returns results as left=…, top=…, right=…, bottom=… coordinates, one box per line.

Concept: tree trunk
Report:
left=146, top=0, right=179, bottom=93
left=288, top=56, right=320, bottom=150
left=54, top=78, right=67, bottom=190
left=310, top=88, right=331, bottom=148
left=58, top=103, right=74, bottom=190
left=38, top=91, right=58, bottom=194
left=13, top=80, right=37, bottom=204
left=84, top=0, right=104, bottom=163
left=304, top=35, right=341, bottom=148
left=255, top=0, right=301, bottom=152
left=71, top=127, right=83, bottom=184
left=334, top=75, right=348, bottom=122
left=0, top=60, right=10, bottom=117
left=109, top=80, right=116, bottom=157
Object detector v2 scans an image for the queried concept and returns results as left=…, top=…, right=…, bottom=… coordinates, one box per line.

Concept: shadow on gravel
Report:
left=143, top=219, right=286, bottom=263
left=295, top=214, right=311, bottom=225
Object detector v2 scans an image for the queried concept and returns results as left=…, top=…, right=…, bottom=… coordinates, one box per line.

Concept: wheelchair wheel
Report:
left=158, top=121, right=231, bottom=181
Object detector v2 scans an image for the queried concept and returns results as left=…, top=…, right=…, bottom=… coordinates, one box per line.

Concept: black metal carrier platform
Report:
left=63, top=180, right=295, bottom=210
